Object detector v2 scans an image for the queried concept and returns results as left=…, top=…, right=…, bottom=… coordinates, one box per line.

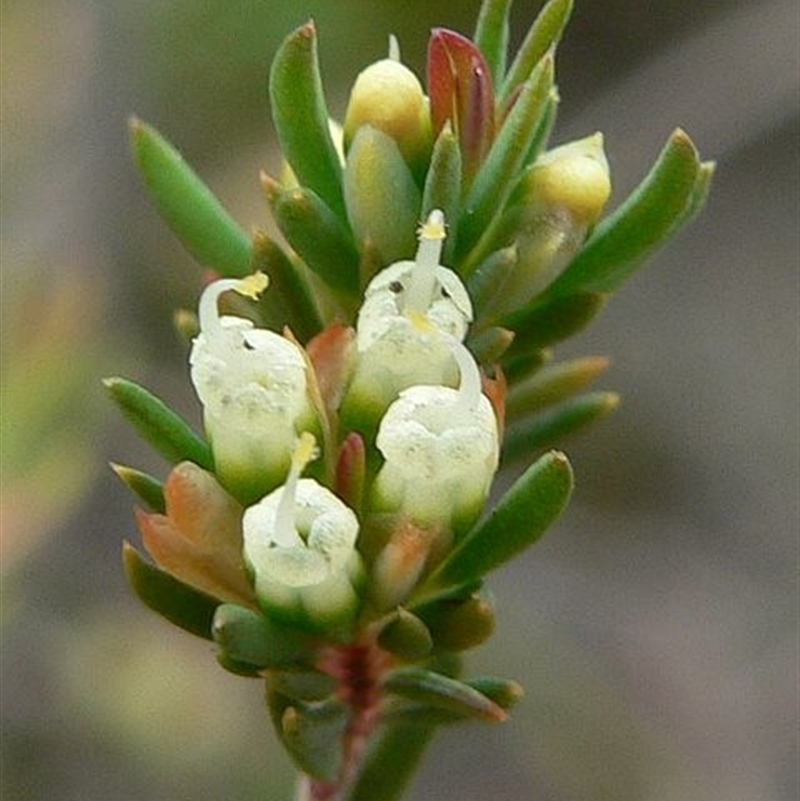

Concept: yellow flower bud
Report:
left=526, top=132, right=611, bottom=226
left=343, top=37, right=432, bottom=176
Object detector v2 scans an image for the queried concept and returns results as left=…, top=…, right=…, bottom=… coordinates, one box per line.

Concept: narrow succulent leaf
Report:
left=268, top=690, right=349, bottom=782
left=216, top=652, right=264, bottom=678
left=547, top=129, right=702, bottom=296
left=376, top=609, right=434, bottom=661
left=251, top=231, right=323, bottom=342
left=129, top=118, right=252, bottom=277
left=501, top=292, right=607, bottom=355
left=505, top=356, right=610, bottom=419
left=466, top=244, right=517, bottom=314
left=503, top=391, right=619, bottom=461
left=103, top=377, right=213, bottom=469
left=474, top=0, right=513, bottom=85
left=419, top=594, right=496, bottom=652
left=427, top=29, right=495, bottom=183
left=344, top=722, right=436, bottom=801
left=426, top=450, right=573, bottom=592
left=262, top=175, right=360, bottom=296
left=502, top=350, right=551, bottom=383
left=680, top=160, right=716, bottom=226
left=467, top=326, right=515, bottom=365
left=421, top=123, right=462, bottom=263
left=458, top=55, right=554, bottom=257
left=522, top=85, right=560, bottom=166
left=122, top=541, right=218, bottom=640
left=383, top=667, right=507, bottom=722
left=212, top=603, right=310, bottom=670
left=268, top=22, right=346, bottom=221
left=344, top=126, right=421, bottom=265
left=499, top=0, right=573, bottom=105
left=468, top=676, right=524, bottom=710
left=111, top=463, right=166, bottom=513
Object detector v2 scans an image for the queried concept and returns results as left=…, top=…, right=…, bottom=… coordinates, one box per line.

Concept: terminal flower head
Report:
left=189, top=273, right=316, bottom=504
left=242, top=434, right=363, bottom=635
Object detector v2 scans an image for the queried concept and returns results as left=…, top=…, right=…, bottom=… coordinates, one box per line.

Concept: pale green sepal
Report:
left=502, top=391, right=619, bottom=461
left=546, top=129, right=703, bottom=296
left=103, top=377, right=213, bottom=469
left=268, top=22, right=346, bottom=221
left=423, top=450, right=573, bottom=594
left=344, top=126, right=421, bottom=267
left=499, top=0, right=573, bottom=105
left=129, top=118, right=252, bottom=277
left=474, top=0, right=513, bottom=86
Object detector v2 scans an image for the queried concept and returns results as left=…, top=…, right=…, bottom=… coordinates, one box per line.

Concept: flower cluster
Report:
left=110, top=1, right=711, bottom=798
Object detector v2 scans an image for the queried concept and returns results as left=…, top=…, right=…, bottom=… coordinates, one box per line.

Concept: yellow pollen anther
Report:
left=417, top=212, right=446, bottom=242
left=291, top=432, right=318, bottom=475
left=234, top=272, right=269, bottom=300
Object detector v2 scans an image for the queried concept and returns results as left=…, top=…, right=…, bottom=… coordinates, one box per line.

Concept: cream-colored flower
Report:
left=189, top=274, right=315, bottom=503
left=242, top=434, right=363, bottom=634
left=342, top=210, right=473, bottom=427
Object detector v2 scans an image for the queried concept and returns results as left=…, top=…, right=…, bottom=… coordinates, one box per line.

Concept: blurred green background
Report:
left=1, top=1, right=797, bottom=799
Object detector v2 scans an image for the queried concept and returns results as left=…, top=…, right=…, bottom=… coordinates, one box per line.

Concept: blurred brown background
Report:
left=1, top=1, right=797, bottom=799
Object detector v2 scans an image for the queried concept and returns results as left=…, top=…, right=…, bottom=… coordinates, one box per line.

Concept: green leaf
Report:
left=129, top=118, right=252, bottom=277
left=421, top=124, right=462, bottom=264
left=344, top=126, right=421, bottom=266
left=263, top=176, right=360, bottom=297
left=474, top=0, right=513, bottom=86
left=502, top=391, right=619, bottom=462
left=501, top=291, right=607, bottom=355
left=110, top=463, right=165, bottom=512
left=268, top=21, right=346, bottom=221
left=458, top=55, right=554, bottom=258
left=344, top=721, right=436, bottom=801
left=425, top=450, right=573, bottom=592
left=546, top=129, right=703, bottom=296
left=103, top=377, right=213, bottom=469
left=212, top=603, right=312, bottom=670
left=467, top=325, right=515, bottom=365
left=499, top=0, right=573, bottom=105
left=384, top=675, right=523, bottom=726
left=382, top=667, right=507, bottom=722
left=418, top=593, right=496, bottom=652
left=251, top=230, right=323, bottom=342
left=376, top=609, right=434, bottom=661
left=268, top=686, right=349, bottom=782
left=122, top=541, right=218, bottom=640
left=505, top=356, right=610, bottom=420
left=466, top=244, right=517, bottom=315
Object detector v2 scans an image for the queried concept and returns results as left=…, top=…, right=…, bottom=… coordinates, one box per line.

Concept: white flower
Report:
left=342, top=210, right=473, bottom=425
left=371, top=337, right=499, bottom=533
left=190, top=273, right=315, bottom=502
left=242, top=434, right=363, bottom=633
